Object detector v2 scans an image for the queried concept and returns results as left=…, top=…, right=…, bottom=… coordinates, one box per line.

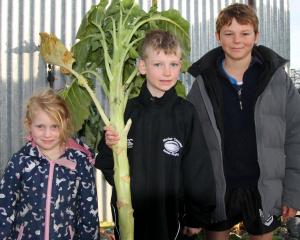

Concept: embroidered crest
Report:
left=163, top=138, right=182, bottom=157
left=127, top=138, right=133, bottom=149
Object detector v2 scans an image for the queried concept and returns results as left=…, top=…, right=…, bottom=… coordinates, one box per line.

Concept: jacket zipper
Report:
left=237, top=88, right=243, bottom=110
left=17, top=224, right=24, bottom=240
left=44, top=161, right=55, bottom=240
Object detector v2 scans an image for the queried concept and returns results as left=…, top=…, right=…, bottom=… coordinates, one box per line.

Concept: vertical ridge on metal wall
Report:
left=255, top=0, right=289, bottom=61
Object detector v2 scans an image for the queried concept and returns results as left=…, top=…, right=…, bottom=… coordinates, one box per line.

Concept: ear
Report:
left=138, top=59, right=147, bottom=75
left=215, top=32, right=221, bottom=44
left=255, top=32, right=260, bottom=44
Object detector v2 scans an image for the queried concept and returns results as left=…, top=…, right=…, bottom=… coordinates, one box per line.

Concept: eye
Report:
left=154, top=63, right=161, bottom=67
left=170, top=63, right=179, bottom=68
left=35, top=124, right=45, bottom=129
left=51, top=125, right=59, bottom=130
left=224, top=32, right=233, bottom=36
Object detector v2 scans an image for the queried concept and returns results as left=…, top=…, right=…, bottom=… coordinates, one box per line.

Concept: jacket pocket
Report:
left=17, top=224, right=24, bottom=240
left=68, top=225, right=74, bottom=240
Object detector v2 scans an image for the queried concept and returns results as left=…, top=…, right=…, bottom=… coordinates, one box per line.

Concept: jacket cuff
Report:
left=183, top=211, right=213, bottom=228
left=183, top=214, right=201, bottom=228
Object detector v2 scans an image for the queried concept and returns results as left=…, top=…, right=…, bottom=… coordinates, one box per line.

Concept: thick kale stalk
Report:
left=39, top=1, right=189, bottom=239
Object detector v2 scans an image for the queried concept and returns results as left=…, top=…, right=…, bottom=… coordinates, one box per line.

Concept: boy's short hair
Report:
left=139, top=29, right=181, bottom=59
left=216, top=3, right=259, bottom=34
left=24, top=89, right=73, bottom=143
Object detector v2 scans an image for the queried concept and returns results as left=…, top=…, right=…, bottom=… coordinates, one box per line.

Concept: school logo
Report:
left=163, top=137, right=182, bottom=157
left=127, top=138, right=133, bottom=149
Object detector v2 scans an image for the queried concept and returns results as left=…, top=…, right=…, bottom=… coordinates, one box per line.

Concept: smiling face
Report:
left=216, top=18, right=259, bottom=63
left=138, top=47, right=182, bottom=97
left=29, top=108, right=62, bottom=157
left=25, top=89, right=73, bottom=145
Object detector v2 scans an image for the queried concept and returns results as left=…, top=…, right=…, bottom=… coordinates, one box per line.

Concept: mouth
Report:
left=160, top=80, right=173, bottom=83
left=231, top=47, right=244, bottom=51
left=42, top=140, right=54, bottom=144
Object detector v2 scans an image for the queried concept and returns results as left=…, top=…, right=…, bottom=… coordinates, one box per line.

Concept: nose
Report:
left=163, top=65, right=171, bottom=76
left=233, top=34, right=241, bottom=43
left=44, top=127, right=52, bottom=137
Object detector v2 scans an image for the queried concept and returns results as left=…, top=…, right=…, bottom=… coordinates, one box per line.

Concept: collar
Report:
left=25, top=137, right=94, bottom=169
left=138, top=82, right=177, bottom=107
left=188, top=45, right=286, bottom=78
left=218, top=55, right=263, bottom=87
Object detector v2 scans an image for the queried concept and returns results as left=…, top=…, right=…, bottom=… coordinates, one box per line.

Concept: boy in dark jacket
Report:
left=95, top=29, right=215, bottom=240
left=188, top=3, right=300, bottom=240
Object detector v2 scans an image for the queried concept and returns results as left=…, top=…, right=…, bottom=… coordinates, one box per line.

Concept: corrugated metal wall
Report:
left=0, top=0, right=290, bottom=221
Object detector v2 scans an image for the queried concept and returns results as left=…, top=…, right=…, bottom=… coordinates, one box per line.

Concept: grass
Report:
left=192, top=223, right=290, bottom=240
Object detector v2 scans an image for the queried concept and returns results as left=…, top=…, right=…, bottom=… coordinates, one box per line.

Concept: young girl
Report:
left=0, top=89, right=100, bottom=239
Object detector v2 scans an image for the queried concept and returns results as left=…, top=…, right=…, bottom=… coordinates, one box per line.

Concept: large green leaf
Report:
left=59, top=81, right=92, bottom=132
left=78, top=104, right=104, bottom=150
left=41, top=1, right=192, bottom=239
left=76, top=6, right=98, bottom=39
left=76, top=1, right=108, bottom=39
left=61, top=0, right=190, bottom=148
left=175, top=80, right=186, bottom=98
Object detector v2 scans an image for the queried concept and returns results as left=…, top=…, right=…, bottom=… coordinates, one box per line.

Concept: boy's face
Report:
left=216, top=18, right=259, bottom=62
left=138, top=47, right=181, bottom=97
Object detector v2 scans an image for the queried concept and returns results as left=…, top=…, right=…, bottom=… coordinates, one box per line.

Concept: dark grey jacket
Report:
left=187, top=45, right=300, bottom=222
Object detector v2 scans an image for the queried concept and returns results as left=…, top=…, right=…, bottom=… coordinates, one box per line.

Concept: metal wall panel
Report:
left=256, top=0, right=290, bottom=61
left=0, top=0, right=290, bottom=221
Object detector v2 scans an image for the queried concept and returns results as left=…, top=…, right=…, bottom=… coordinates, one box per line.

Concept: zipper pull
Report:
left=237, top=88, right=243, bottom=110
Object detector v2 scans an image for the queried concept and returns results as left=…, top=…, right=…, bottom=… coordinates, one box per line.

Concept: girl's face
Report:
left=29, top=109, right=62, bottom=158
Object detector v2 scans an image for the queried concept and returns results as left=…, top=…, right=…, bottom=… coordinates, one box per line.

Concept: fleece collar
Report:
left=138, top=82, right=177, bottom=107
left=188, top=45, right=287, bottom=78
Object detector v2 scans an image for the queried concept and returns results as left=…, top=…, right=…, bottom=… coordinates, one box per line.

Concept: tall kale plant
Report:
left=39, top=0, right=190, bottom=239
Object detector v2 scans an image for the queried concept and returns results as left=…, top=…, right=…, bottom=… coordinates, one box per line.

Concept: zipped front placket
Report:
left=237, top=87, right=243, bottom=110
left=44, top=160, right=55, bottom=240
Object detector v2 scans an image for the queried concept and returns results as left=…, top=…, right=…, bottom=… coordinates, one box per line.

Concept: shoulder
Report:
left=126, top=96, right=140, bottom=109
left=66, top=138, right=95, bottom=165
left=12, top=142, right=37, bottom=160
left=125, top=96, right=143, bottom=119
left=173, top=96, right=198, bottom=122
left=6, top=142, right=36, bottom=171
left=254, top=45, right=287, bottom=69
left=175, top=96, right=197, bottom=112
left=188, top=47, right=223, bottom=77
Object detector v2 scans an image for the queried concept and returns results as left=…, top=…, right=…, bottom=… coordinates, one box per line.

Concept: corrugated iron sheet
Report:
left=0, top=0, right=290, bottom=221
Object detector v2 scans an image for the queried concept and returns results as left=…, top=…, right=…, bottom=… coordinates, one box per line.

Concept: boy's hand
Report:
left=182, top=226, right=201, bottom=236
left=104, top=126, right=120, bottom=148
left=282, top=205, right=297, bottom=221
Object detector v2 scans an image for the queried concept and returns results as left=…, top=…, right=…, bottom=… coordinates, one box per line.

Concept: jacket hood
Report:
left=188, top=45, right=288, bottom=78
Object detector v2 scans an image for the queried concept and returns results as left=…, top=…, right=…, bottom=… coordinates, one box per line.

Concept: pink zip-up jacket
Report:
left=0, top=138, right=100, bottom=240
